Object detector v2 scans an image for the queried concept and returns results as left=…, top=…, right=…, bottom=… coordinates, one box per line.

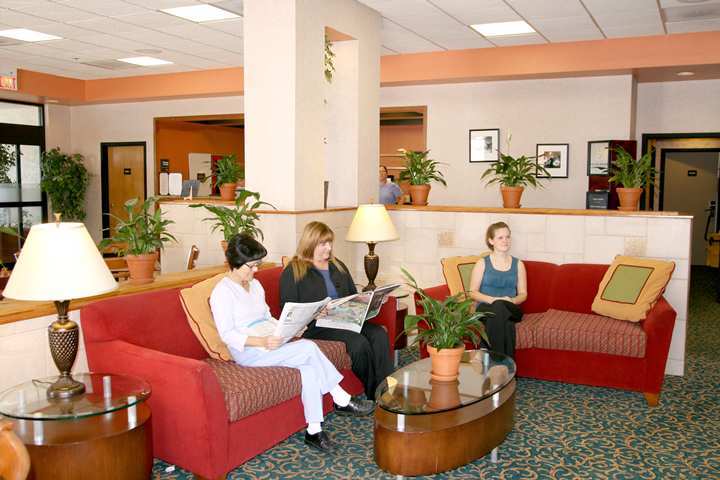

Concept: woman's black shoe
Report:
left=304, top=431, right=334, bottom=453
left=334, top=397, right=374, bottom=416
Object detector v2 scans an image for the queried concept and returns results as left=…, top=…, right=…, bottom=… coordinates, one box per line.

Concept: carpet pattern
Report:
left=154, top=267, right=719, bottom=479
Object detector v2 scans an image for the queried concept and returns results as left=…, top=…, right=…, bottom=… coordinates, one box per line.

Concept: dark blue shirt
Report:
left=479, top=255, right=518, bottom=298
left=318, top=268, right=338, bottom=299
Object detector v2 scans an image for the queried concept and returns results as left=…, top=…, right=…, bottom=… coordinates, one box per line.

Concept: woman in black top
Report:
left=279, top=221, right=393, bottom=399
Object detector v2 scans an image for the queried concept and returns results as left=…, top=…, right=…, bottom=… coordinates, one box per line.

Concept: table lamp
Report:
left=3, top=222, right=118, bottom=399
left=346, top=204, right=399, bottom=291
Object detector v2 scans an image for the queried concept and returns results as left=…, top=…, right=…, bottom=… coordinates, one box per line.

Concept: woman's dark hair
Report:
left=226, top=234, right=267, bottom=270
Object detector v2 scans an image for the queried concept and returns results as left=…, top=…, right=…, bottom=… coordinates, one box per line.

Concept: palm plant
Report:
left=398, top=149, right=447, bottom=186
left=189, top=189, right=275, bottom=242
left=609, top=146, right=656, bottom=188
left=98, top=197, right=176, bottom=255
left=213, top=154, right=244, bottom=185
left=481, top=151, right=550, bottom=188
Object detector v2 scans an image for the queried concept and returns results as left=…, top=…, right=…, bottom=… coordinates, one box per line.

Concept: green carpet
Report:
left=154, top=267, right=719, bottom=479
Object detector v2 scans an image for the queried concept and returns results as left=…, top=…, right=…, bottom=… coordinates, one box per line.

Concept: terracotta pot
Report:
left=500, top=186, right=524, bottom=208
left=616, top=187, right=643, bottom=211
left=428, top=379, right=461, bottom=410
left=427, top=344, right=465, bottom=382
left=125, top=252, right=157, bottom=285
left=219, top=183, right=237, bottom=201
left=408, top=184, right=431, bottom=206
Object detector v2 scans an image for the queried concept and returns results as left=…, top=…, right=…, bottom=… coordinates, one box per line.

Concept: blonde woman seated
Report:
left=468, top=222, right=528, bottom=357
left=209, top=234, right=373, bottom=453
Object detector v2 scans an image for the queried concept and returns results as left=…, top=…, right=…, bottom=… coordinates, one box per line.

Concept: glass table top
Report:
left=376, top=349, right=516, bottom=415
left=0, top=373, right=151, bottom=421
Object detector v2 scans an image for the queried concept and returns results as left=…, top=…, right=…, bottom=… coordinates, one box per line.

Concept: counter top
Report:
left=158, top=197, right=355, bottom=215
left=386, top=205, right=692, bottom=218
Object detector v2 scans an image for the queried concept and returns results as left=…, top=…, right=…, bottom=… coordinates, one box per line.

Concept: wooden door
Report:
left=107, top=145, right=145, bottom=234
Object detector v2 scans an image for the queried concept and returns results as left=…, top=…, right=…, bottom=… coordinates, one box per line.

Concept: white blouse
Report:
left=209, top=276, right=278, bottom=352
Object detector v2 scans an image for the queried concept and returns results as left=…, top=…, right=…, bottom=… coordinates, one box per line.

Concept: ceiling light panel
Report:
left=162, top=5, right=240, bottom=22
left=0, top=29, right=62, bottom=42
left=471, top=21, right=535, bottom=36
left=118, top=56, right=173, bottom=66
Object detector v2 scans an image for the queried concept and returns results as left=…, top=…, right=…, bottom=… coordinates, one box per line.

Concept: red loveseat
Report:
left=417, top=261, right=676, bottom=407
left=81, top=266, right=399, bottom=479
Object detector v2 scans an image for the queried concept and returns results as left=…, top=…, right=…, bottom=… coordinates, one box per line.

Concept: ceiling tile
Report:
left=505, top=0, right=588, bottom=19
left=121, top=0, right=205, bottom=8
left=582, top=0, right=660, bottom=14
left=71, top=34, right=150, bottom=52
left=381, top=46, right=398, bottom=55
left=429, top=0, right=521, bottom=24
left=660, top=0, right=720, bottom=6
left=380, top=18, right=444, bottom=53
left=50, top=0, right=148, bottom=17
left=66, top=17, right=151, bottom=36
left=113, top=11, right=191, bottom=28
left=490, top=33, right=547, bottom=46
left=602, top=23, right=666, bottom=38
left=531, top=16, right=603, bottom=42
left=666, top=18, right=720, bottom=33
left=0, top=8, right=58, bottom=27
left=204, top=18, right=243, bottom=36
left=11, top=2, right=102, bottom=23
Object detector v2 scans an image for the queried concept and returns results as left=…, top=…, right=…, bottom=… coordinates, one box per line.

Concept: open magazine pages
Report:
left=316, top=283, right=400, bottom=333
left=274, top=297, right=331, bottom=342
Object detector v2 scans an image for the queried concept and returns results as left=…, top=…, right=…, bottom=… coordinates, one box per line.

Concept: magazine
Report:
left=316, top=283, right=401, bottom=333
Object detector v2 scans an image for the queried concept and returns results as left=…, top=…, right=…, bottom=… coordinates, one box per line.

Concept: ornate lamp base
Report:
left=47, top=300, right=85, bottom=399
left=362, top=242, right=379, bottom=292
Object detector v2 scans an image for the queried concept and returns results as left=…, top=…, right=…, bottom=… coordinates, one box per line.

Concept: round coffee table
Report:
left=0, top=373, right=152, bottom=480
left=374, top=349, right=516, bottom=476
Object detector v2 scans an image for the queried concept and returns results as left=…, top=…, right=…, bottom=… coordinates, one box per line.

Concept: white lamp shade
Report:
left=346, top=204, right=399, bottom=243
left=4, top=222, right=118, bottom=301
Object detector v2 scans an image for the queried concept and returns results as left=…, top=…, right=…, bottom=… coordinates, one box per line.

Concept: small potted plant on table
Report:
left=401, top=268, right=488, bottom=382
left=213, top=154, right=244, bottom=201
left=609, top=146, right=656, bottom=211
left=398, top=149, right=447, bottom=206
left=99, top=197, right=176, bottom=284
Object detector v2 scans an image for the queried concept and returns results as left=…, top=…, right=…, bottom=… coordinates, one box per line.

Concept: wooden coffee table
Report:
left=374, top=350, right=516, bottom=476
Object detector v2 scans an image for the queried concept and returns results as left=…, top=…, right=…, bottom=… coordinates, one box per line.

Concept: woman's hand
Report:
left=264, top=336, right=284, bottom=350
left=294, top=326, right=307, bottom=338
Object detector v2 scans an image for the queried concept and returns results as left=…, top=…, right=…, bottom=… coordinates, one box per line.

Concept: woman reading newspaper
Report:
left=209, top=234, right=374, bottom=453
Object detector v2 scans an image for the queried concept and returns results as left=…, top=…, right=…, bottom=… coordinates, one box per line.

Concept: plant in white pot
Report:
left=480, top=141, right=550, bottom=208
left=609, top=146, right=656, bottom=211
left=397, top=149, right=447, bottom=206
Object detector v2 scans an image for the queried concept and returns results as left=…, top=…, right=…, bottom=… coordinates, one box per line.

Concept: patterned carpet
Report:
left=154, top=267, right=720, bottom=479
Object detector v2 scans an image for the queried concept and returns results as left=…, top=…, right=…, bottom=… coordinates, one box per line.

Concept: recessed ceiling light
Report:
left=676, top=71, right=695, bottom=76
left=0, top=29, right=61, bottom=42
left=117, top=56, right=173, bottom=66
left=470, top=21, right=535, bottom=37
left=161, top=4, right=240, bottom=22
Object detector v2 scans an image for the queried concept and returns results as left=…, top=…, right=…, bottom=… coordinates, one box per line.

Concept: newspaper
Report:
left=316, top=283, right=400, bottom=333
left=273, top=298, right=330, bottom=342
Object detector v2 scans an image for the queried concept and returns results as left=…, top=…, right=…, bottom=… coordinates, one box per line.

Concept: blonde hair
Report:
left=289, top=221, right=346, bottom=281
left=485, top=222, right=511, bottom=250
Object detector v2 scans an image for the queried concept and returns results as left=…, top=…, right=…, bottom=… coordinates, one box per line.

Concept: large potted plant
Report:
left=398, top=149, right=446, bottom=206
left=401, top=268, right=488, bottom=382
left=99, top=197, right=176, bottom=284
left=481, top=149, right=550, bottom=208
left=40, top=148, right=90, bottom=221
left=609, top=146, right=656, bottom=211
left=213, top=154, right=244, bottom=201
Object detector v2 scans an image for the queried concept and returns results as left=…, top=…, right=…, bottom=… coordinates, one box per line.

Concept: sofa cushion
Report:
left=549, top=264, right=609, bottom=314
left=179, top=273, right=233, bottom=361
left=515, top=312, right=545, bottom=349
left=206, top=339, right=351, bottom=422
left=441, top=254, right=489, bottom=296
left=592, top=256, right=675, bottom=322
left=531, top=309, right=646, bottom=358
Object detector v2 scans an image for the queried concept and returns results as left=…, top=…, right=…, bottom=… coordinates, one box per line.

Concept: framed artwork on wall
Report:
left=469, top=128, right=500, bottom=162
left=536, top=143, right=569, bottom=178
left=588, top=140, right=611, bottom=175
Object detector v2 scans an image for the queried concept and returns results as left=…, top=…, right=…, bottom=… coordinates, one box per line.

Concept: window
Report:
left=0, top=100, right=46, bottom=266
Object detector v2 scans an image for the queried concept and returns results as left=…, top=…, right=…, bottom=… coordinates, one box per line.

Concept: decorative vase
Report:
left=616, top=187, right=643, bottom=211
left=500, top=186, right=524, bottom=208
left=428, top=379, right=461, bottom=410
left=427, top=344, right=465, bottom=382
left=219, top=183, right=237, bottom=201
left=408, top=184, right=431, bottom=206
left=125, top=252, right=157, bottom=285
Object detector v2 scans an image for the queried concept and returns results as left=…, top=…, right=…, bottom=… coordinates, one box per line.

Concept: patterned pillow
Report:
left=179, top=272, right=233, bottom=361
left=591, top=256, right=675, bottom=322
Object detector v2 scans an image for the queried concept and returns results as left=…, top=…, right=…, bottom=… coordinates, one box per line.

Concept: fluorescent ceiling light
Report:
left=118, top=56, right=173, bottom=66
left=0, top=29, right=61, bottom=42
left=162, top=4, right=239, bottom=22
left=470, top=21, right=535, bottom=37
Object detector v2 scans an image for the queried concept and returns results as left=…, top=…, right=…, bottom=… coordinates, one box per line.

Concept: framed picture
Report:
left=588, top=141, right=611, bottom=176
left=536, top=143, right=569, bottom=178
left=469, top=128, right=500, bottom=162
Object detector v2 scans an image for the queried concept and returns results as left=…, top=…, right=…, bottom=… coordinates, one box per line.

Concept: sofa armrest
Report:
left=641, top=297, right=677, bottom=393
left=85, top=340, right=229, bottom=474
left=367, top=296, right=398, bottom=356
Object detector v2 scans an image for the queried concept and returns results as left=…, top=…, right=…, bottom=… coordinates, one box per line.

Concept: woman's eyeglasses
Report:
left=244, top=260, right=262, bottom=269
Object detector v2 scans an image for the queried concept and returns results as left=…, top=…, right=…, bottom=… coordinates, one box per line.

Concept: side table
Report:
left=0, top=373, right=152, bottom=480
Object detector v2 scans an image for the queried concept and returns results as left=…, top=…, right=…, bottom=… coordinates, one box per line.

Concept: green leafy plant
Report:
left=0, top=144, right=16, bottom=184
left=212, top=154, right=244, bottom=186
left=400, top=268, right=488, bottom=351
left=189, top=189, right=276, bottom=242
left=98, top=197, right=176, bottom=255
left=398, top=149, right=447, bottom=186
left=0, top=225, right=21, bottom=272
left=609, top=146, right=656, bottom=188
left=40, top=148, right=90, bottom=221
left=324, top=35, right=336, bottom=83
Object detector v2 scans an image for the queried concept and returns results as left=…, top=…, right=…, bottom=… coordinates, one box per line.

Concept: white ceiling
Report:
left=0, top=0, right=719, bottom=79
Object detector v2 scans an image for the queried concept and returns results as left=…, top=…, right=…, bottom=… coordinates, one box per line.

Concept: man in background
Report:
left=379, top=165, right=403, bottom=205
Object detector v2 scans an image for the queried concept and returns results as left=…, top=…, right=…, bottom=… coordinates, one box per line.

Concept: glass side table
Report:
left=0, top=373, right=153, bottom=480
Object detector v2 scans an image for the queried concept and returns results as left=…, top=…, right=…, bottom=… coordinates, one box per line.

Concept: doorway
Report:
left=101, top=142, right=147, bottom=237
left=661, top=149, right=720, bottom=265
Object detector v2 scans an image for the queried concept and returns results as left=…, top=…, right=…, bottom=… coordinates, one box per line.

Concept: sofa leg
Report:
left=643, top=392, right=659, bottom=407
left=195, top=474, right=227, bottom=480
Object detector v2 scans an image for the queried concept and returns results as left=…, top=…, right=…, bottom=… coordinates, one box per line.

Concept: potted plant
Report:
left=0, top=225, right=20, bottom=299
left=400, top=268, right=488, bottom=382
left=609, top=146, right=656, bottom=211
left=189, top=189, right=275, bottom=254
left=481, top=146, right=550, bottom=208
left=40, top=148, right=90, bottom=221
left=398, top=149, right=447, bottom=206
left=212, top=154, right=244, bottom=201
left=99, top=197, right=176, bottom=285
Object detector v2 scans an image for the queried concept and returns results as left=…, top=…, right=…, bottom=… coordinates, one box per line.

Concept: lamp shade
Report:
left=346, top=204, right=399, bottom=243
left=4, top=222, right=117, bottom=301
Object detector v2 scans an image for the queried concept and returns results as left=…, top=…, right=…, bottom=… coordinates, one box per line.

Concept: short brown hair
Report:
left=485, top=222, right=511, bottom=250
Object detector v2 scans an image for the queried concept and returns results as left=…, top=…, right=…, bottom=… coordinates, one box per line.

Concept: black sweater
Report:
left=279, top=260, right=357, bottom=310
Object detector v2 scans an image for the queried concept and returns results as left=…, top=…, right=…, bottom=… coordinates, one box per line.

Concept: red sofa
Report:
left=417, top=261, right=676, bottom=407
left=81, top=266, right=399, bottom=479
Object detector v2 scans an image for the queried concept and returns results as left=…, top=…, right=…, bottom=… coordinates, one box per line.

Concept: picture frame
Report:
left=536, top=143, right=569, bottom=178
left=587, top=140, right=611, bottom=176
left=469, top=128, right=500, bottom=162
